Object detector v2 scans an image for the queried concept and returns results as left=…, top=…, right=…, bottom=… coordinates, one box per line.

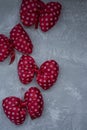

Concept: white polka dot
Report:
left=30, top=94, right=33, bottom=96
left=46, top=23, right=49, bottom=26
left=34, top=102, right=37, bottom=106
left=8, top=111, right=10, bottom=114
left=26, top=17, right=29, bottom=20
left=50, top=13, right=53, bottom=16
left=32, top=13, right=35, bottom=16
left=13, top=107, right=16, bottom=110
left=35, top=94, right=37, bottom=97
left=55, top=17, right=57, bottom=20
left=16, top=117, right=19, bottom=119
left=2, top=49, right=5, bottom=52
left=23, top=74, right=26, bottom=77
left=54, top=6, right=57, bottom=9
left=3, top=104, right=5, bottom=107
left=18, top=108, right=20, bottom=111
left=42, top=27, right=44, bottom=30
left=45, top=18, right=48, bottom=21
left=53, top=12, right=56, bottom=15
left=30, top=22, right=33, bottom=25
left=51, top=22, right=54, bottom=25
left=6, top=106, right=8, bottom=108
left=4, top=45, right=7, bottom=48
left=48, top=5, right=51, bottom=8
left=7, top=115, right=10, bottom=118
left=29, top=98, right=32, bottom=101
left=45, top=13, right=48, bottom=16
left=12, top=98, right=15, bottom=101
left=32, top=3, right=34, bottom=7
left=31, top=89, right=34, bottom=92
left=58, top=4, right=60, bottom=8
left=25, top=47, right=28, bottom=50
left=44, top=80, right=46, bottom=83
left=12, top=104, right=15, bottom=107
left=40, top=102, right=43, bottom=105
left=16, top=113, right=19, bottom=115
left=31, top=106, right=34, bottom=109
left=21, top=118, right=24, bottom=121
left=48, top=80, right=51, bottom=83
left=41, top=18, right=44, bottom=21
left=19, top=39, right=22, bottom=42
left=39, top=96, right=42, bottom=99
left=0, top=53, right=2, bottom=56
left=12, top=112, right=15, bottom=115
left=21, top=115, right=24, bottom=117
left=57, top=11, right=59, bottom=14
left=17, top=33, right=20, bottom=36
left=25, top=1, right=28, bottom=4
left=21, top=45, right=24, bottom=48
left=17, top=120, right=20, bottom=122
left=28, top=13, right=30, bottom=16
left=31, top=18, right=34, bottom=21
left=37, top=99, right=40, bottom=102
left=35, top=109, right=38, bottom=112
left=25, top=21, right=28, bottom=24
left=51, top=8, right=53, bottom=11
left=27, top=5, right=30, bottom=8
left=11, top=116, right=14, bottom=119
left=23, top=7, right=26, bottom=11
left=33, top=8, right=36, bottom=11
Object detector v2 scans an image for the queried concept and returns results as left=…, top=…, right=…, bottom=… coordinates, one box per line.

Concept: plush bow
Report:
left=2, top=87, right=44, bottom=125
left=0, top=24, right=33, bottom=64
left=0, top=34, right=15, bottom=64
left=20, top=0, right=62, bottom=32
left=18, top=55, right=59, bottom=90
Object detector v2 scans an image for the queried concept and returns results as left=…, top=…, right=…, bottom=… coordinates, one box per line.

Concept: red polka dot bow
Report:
left=0, top=34, right=15, bottom=64
left=10, top=24, right=33, bottom=54
left=0, top=24, right=33, bottom=64
left=2, top=87, right=44, bottom=125
left=20, top=0, right=62, bottom=32
left=18, top=55, right=59, bottom=90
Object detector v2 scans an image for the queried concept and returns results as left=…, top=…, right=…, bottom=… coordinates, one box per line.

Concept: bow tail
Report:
left=35, top=13, right=40, bottom=29
left=35, top=0, right=46, bottom=29
left=9, top=49, right=15, bottom=65
left=9, top=39, right=15, bottom=65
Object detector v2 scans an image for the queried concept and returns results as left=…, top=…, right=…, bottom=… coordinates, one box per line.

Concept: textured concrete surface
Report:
left=0, top=0, right=87, bottom=130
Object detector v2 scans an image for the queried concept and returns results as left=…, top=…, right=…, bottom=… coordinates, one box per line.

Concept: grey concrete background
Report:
left=0, top=0, right=87, bottom=130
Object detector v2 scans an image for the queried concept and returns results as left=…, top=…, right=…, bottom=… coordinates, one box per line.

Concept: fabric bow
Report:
left=20, top=0, right=62, bottom=32
left=2, top=87, right=44, bottom=125
left=0, top=34, right=15, bottom=64
left=0, top=24, right=33, bottom=64
left=18, top=55, right=59, bottom=90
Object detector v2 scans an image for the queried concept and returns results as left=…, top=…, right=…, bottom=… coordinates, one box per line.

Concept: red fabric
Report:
left=18, top=55, right=59, bottom=90
left=0, top=34, right=10, bottom=62
left=24, top=87, right=44, bottom=119
left=2, top=87, right=44, bottom=125
left=2, top=97, right=27, bottom=125
left=0, top=23, right=33, bottom=64
left=20, top=0, right=62, bottom=32
left=0, top=34, right=15, bottom=64
left=10, top=23, right=33, bottom=54
left=18, top=55, right=38, bottom=84
left=36, top=60, right=59, bottom=90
